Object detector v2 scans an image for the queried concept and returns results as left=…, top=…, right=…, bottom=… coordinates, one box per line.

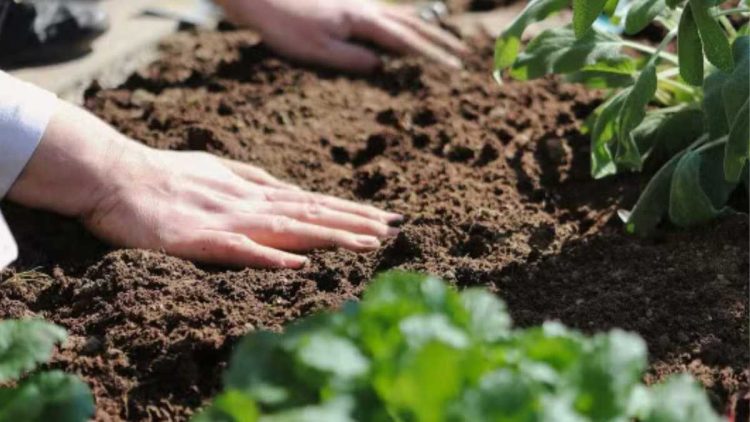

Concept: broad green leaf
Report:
left=453, top=370, right=540, bottom=421
left=459, top=289, right=511, bottom=342
left=633, top=107, right=704, bottom=167
left=621, top=150, right=686, bottom=236
left=566, top=58, right=637, bottom=88
left=689, top=0, right=734, bottom=72
left=591, top=90, right=630, bottom=178
left=617, top=63, right=658, bottom=169
left=666, top=0, right=684, bottom=8
left=678, top=5, right=704, bottom=86
left=573, top=330, right=647, bottom=419
left=573, top=0, right=609, bottom=38
left=494, top=0, right=569, bottom=72
left=721, top=36, right=750, bottom=127
left=260, top=398, right=354, bottom=422
left=0, top=371, right=94, bottom=422
left=0, top=320, right=66, bottom=383
left=625, top=0, right=667, bottom=34
left=703, top=70, right=731, bottom=139
left=724, top=99, right=750, bottom=182
left=194, top=390, right=259, bottom=422
left=510, top=27, right=628, bottom=80
left=643, top=375, right=723, bottom=422
left=296, top=333, right=369, bottom=379
left=668, top=142, right=737, bottom=226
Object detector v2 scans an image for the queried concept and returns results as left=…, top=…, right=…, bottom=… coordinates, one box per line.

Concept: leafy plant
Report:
left=495, top=0, right=749, bottom=235
left=195, top=271, right=720, bottom=421
left=0, top=319, right=94, bottom=422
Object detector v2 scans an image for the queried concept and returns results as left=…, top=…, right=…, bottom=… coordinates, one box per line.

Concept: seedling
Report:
left=495, top=0, right=749, bottom=235
left=195, top=271, right=720, bottom=421
left=0, top=320, right=93, bottom=422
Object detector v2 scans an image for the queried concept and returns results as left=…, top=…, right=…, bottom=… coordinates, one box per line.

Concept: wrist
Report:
left=6, top=101, right=141, bottom=219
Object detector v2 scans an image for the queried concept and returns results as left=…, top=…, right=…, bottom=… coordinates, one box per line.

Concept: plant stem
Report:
left=694, top=136, right=727, bottom=153
left=621, top=33, right=679, bottom=65
left=658, top=76, right=698, bottom=97
left=718, top=15, right=738, bottom=38
left=713, top=7, right=750, bottom=18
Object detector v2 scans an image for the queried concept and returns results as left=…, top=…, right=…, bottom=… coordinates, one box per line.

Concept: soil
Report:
left=0, top=28, right=747, bottom=421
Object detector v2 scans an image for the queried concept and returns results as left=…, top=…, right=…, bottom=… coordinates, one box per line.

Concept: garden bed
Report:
left=0, top=27, right=747, bottom=421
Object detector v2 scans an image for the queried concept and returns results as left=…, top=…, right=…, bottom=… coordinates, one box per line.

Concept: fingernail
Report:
left=385, top=227, right=400, bottom=237
left=356, top=236, right=381, bottom=248
left=384, top=212, right=404, bottom=222
left=287, top=257, right=308, bottom=268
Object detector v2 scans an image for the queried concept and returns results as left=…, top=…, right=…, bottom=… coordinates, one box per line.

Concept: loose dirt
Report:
left=0, top=28, right=747, bottom=421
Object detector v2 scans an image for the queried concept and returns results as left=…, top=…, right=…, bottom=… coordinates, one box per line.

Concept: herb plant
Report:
left=495, top=0, right=749, bottom=235
left=196, top=271, right=719, bottom=421
left=0, top=319, right=94, bottom=422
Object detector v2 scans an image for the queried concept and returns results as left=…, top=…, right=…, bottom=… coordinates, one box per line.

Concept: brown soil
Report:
left=0, top=29, right=747, bottom=421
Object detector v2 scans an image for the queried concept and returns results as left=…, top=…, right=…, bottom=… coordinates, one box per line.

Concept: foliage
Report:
left=495, top=0, right=750, bottom=235
left=195, top=271, right=720, bottom=422
left=0, top=319, right=94, bottom=422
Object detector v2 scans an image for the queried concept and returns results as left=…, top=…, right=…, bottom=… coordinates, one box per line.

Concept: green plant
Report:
left=495, top=0, right=749, bottom=235
left=0, top=319, right=94, bottom=421
left=195, top=271, right=720, bottom=421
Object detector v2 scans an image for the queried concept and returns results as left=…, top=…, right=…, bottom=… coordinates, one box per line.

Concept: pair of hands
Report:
left=8, top=0, right=466, bottom=268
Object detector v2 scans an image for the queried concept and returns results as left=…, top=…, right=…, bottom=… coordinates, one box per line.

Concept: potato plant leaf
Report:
left=703, top=71, right=731, bottom=139
left=668, top=142, right=737, bottom=226
left=573, top=0, right=610, bottom=38
left=193, top=390, right=259, bottom=422
left=625, top=0, right=667, bottom=34
left=0, top=320, right=66, bottom=383
left=591, top=90, right=630, bottom=178
left=689, top=0, right=734, bottom=72
left=494, top=0, right=568, bottom=73
left=566, top=58, right=637, bottom=88
left=642, top=375, right=723, bottom=422
left=721, top=36, right=750, bottom=129
left=678, top=5, right=704, bottom=86
left=0, top=371, right=94, bottom=422
left=724, top=99, right=750, bottom=182
left=621, top=150, right=686, bottom=236
left=616, top=63, right=658, bottom=169
left=510, top=26, right=627, bottom=80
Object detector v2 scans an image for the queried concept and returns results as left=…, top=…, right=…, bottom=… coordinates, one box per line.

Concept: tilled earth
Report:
left=0, top=28, right=747, bottom=421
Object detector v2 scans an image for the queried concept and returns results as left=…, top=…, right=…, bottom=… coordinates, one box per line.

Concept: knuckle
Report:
left=303, top=203, right=324, bottom=219
left=269, top=216, right=295, bottom=233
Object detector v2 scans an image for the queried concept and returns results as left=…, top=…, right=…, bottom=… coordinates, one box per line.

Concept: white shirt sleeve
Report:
left=0, top=71, right=59, bottom=198
left=0, top=71, right=59, bottom=269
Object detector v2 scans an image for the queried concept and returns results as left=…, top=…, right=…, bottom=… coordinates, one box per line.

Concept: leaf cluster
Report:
left=495, top=0, right=749, bottom=235
left=0, top=320, right=94, bottom=422
left=196, top=271, right=720, bottom=422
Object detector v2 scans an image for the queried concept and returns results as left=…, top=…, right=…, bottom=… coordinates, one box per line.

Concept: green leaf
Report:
left=643, top=375, right=723, bottom=422
left=703, top=70, right=731, bottom=139
left=678, top=5, right=705, bottom=86
left=633, top=107, right=705, bottom=166
left=666, top=0, right=684, bottom=8
left=296, top=333, right=369, bottom=379
left=0, top=371, right=94, bottom=422
left=573, top=0, right=610, bottom=38
left=621, top=150, right=686, bottom=236
left=494, top=0, right=569, bottom=72
left=453, top=369, right=540, bottom=421
left=0, top=320, right=67, bottom=383
left=724, top=99, right=750, bottom=182
left=260, top=398, right=354, bottom=422
left=689, top=0, right=734, bottom=72
left=669, top=142, right=737, bottom=226
left=591, top=90, right=630, bottom=178
left=193, top=390, right=259, bottom=422
left=566, top=58, right=637, bottom=88
left=625, top=0, right=667, bottom=34
left=459, top=289, right=511, bottom=342
left=721, top=36, right=750, bottom=128
left=510, top=27, right=628, bottom=80
left=617, top=63, right=658, bottom=169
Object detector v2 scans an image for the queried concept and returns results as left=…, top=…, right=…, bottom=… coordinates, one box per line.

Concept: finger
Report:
left=351, top=14, right=462, bottom=69
left=231, top=215, right=382, bottom=252
left=167, top=229, right=308, bottom=269
left=220, top=158, right=300, bottom=190
left=384, top=9, right=469, bottom=56
left=260, top=187, right=403, bottom=223
left=265, top=202, right=399, bottom=238
left=319, top=38, right=382, bottom=73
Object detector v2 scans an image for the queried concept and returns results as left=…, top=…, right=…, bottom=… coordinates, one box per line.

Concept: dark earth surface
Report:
left=0, top=27, right=747, bottom=421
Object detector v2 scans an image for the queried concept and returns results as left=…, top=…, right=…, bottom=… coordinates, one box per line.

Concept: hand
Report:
left=8, top=102, right=402, bottom=268
left=215, top=0, right=468, bottom=73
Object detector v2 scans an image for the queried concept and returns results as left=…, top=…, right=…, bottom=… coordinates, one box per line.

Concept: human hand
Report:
left=215, top=0, right=468, bottom=72
left=8, top=102, right=402, bottom=268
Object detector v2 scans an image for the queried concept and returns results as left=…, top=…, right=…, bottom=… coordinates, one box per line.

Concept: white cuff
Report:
left=0, top=211, right=16, bottom=269
left=0, top=71, right=59, bottom=198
